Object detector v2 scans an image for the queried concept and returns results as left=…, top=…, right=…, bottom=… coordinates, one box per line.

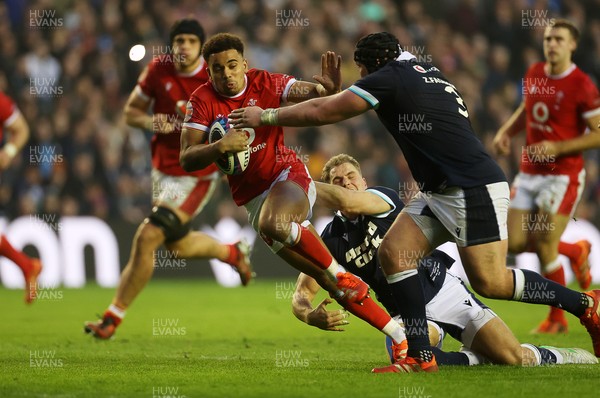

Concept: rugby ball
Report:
left=208, top=117, right=250, bottom=175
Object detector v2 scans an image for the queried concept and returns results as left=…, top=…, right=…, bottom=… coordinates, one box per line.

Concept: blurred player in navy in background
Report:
left=84, top=20, right=252, bottom=340
left=230, top=31, right=600, bottom=372
left=494, top=19, right=600, bottom=334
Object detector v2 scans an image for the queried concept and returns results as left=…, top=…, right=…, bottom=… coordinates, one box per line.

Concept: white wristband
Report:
left=3, top=143, right=18, bottom=158
left=260, top=108, right=279, bottom=126
left=316, top=84, right=327, bottom=97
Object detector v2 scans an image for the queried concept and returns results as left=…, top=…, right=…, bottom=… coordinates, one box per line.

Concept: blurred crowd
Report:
left=1, top=0, right=600, bottom=227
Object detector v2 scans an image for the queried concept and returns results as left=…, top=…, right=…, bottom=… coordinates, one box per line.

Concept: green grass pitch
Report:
left=1, top=280, right=598, bottom=398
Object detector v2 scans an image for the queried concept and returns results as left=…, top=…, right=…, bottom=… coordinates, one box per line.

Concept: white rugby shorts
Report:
left=403, top=182, right=509, bottom=247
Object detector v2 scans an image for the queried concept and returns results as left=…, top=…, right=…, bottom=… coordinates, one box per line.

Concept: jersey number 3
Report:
left=444, top=85, right=469, bottom=118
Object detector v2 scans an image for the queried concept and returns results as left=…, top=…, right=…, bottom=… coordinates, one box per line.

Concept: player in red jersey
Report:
left=494, top=19, right=600, bottom=334
left=0, top=91, right=42, bottom=304
left=84, top=20, right=252, bottom=339
left=180, top=33, right=411, bottom=353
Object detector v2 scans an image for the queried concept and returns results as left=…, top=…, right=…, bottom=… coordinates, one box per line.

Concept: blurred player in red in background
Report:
left=494, top=19, right=600, bottom=334
left=180, top=33, right=409, bottom=349
left=0, top=91, right=42, bottom=304
left=84, top=20, right=252, bottom=339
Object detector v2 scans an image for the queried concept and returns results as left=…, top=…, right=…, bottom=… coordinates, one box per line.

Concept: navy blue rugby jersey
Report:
left=348, top=60, right=506, bottom=193
left=320, top=186, right=453, bottom=317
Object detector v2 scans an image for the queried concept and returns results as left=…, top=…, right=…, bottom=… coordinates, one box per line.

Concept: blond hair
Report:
left=321, top=154, right=361, bottom=183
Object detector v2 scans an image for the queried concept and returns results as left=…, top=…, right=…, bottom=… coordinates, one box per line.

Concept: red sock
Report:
left=543, top=267, right=567, bottom=323
left=558, top=241, right=580, bottom=261
left=224, top=244, right=238, bottom=265
left=289, top=226, right=333, bottom=271
left=338, top=295, right=391, bottom=330
left=104, top=310, right=123, bottom=327
left=0, top=234, right=33, bottom=273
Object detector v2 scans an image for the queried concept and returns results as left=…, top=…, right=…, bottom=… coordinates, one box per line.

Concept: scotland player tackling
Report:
left=229, top=31, right=600, bottom=373
left=292, top=154, right=597, bottom=368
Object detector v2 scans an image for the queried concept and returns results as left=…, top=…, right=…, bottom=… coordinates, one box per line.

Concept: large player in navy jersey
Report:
left=229, top=32, right=600, bottom=372
left=291, top=154, right=596, bottom=367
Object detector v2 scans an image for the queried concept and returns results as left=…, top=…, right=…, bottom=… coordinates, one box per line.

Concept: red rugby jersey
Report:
left=183, top=69, right=303, bottom=205
left=522, top=62, right=600, bottom=175
left=136, top=56, right=217, bottom=177
left=0, top=92, right=19, bottom=142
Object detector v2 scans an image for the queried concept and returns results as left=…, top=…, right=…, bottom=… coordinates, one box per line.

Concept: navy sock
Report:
left=387, top=271, right=432, bottom=360
left=431, top=347, right=470, bottom=365
left=514, top=269, right=589, bottom=317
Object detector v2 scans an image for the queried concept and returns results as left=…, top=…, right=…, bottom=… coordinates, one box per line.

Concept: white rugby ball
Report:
left=208, top=117, right=250, bottom=175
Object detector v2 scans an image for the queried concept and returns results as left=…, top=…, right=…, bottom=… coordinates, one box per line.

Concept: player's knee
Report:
left=470, top=277, right=507, bottom=299
left=257, top=215, right=277, bottom=240
left=257, top=212, right=287, bottom=242
left=147, top=206, right=190, bottom=244
left=135, top=222, right=165, bottom=250
left=378, top=237, right=396, bottom=272
left=164, top=239, right=185, bottom=256
left=379, top=237, right=418, bottom=273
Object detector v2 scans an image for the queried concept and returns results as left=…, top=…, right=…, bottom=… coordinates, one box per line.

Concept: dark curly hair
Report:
left=202, top=33, right=245, bottom=61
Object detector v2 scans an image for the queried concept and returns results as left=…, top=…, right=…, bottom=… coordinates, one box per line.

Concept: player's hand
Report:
left=526, top=140, right=560, bottom=160
left=217, top=128, right=249, bottom=153
left=0, top=150, right=13, bottom=170
left=492, top=131, right=511, bottom=156
left=228, top=106, right=264, bottom=129
left=151, top=113, right=176, bottom=134
left=313, top=51, right=342, bottom=95
left=306, top=298, right=349, bottom=331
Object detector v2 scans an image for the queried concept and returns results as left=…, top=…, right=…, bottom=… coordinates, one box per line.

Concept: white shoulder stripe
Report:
left=348, top=85, right=379, bottom=109
left=3, top=108, right=20, bottom=128
left=582, top=107, right=600, bottom=119
left=281, top=78, right=297, bottom=101
left=366, top=188, right=396, bottom=218
left=182, top=122, right=208, bottom=132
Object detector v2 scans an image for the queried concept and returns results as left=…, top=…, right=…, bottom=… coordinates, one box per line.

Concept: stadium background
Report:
left=1, top=0, right=600, bottom=286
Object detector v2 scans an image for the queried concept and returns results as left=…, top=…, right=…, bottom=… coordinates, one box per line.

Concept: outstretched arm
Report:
left=316, top=183, right=392, bottom=218
left=229, top=89, right=371, bottom=128
left=292, top=273, right=350, bottom=331
left=286, top=51, right=342, bottom=103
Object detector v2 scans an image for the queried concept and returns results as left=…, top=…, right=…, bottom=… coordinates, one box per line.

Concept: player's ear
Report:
left=243, top=59, right=249, bottom=72
left=569, top=39, right=577, bottom=53
left=207, top=68, right=212, bottom=81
